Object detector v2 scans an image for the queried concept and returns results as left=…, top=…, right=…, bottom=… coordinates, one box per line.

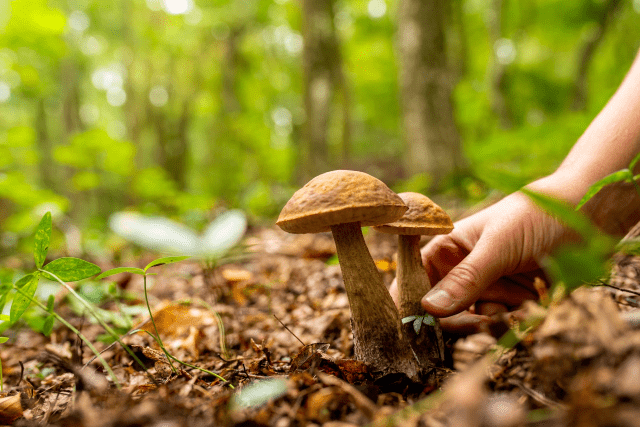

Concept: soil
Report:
left=0, top=226, right=638, bottom=427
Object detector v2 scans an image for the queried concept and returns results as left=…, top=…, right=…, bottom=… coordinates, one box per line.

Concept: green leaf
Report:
left=0, top=337, right=8, bottom=344
left=42, top=257, right=101, bottom=282
left=0, top=283, right=11, bottom=312
left=0, top=314, right=9, bottom=322
left=413, top=318, right=422, bottom=334
left=198, top=210, right=247, bottom=258
left=421, top=315, right=436, bottom=326
left=231, top=378, right=288, bottom=410
left=10, top=274, right=39, bottom=324
left=144, top=256, right=190, bottom=272
left=629, top=152, right=640, bottom=172
left=46, top=294, right=54, bottom=313
left=42, top=315, right=55, bottom=336
left=617, top=238, right=640, bottom=256
left=96, top=267, right=145, bottom=279
left=34, top=212, right=52, bottom=269
left=575, top=170, right=633, bottom=210
left=402, top=315, right=417, bottom=324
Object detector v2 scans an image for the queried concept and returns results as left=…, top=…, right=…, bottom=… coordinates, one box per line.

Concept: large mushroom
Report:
left=277, top=170, right=420, bottom=378
left=374, top=192, right=453, bottom=368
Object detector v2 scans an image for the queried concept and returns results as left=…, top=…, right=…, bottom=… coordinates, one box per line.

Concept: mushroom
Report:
left=374, top=192, right=453, bottom=367
left=277, top=170, right=420, bottom=378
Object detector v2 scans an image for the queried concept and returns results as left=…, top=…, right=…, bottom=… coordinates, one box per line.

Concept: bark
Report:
left=397, top=0, right=464, bottom=187
left=396, top=234, right=445, bottom=367
left=301, top=0, right=350, bottom=181
left=331, top=222, right=419, bottom=379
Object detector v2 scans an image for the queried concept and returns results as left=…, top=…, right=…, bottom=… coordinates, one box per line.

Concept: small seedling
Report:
left=2, top=212, right=153, bottom=389
left=109, top=210, right=248, bottom=288
left=402, top=314, right=436, bottom=335
left=98, top=257, right=234, bottom=388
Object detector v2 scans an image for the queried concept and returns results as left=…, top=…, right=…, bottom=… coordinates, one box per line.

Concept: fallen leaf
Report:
left=0, top=394, right=22, bottom=424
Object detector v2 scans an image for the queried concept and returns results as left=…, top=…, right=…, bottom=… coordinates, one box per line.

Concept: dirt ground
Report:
left=0, top=226, right=639, bottom=427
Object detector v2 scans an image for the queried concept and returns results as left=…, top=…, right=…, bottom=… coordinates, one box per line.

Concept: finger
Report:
left=422, top=236, right=508, bottom=317
left=421, top=235, right=470, bottom=285
left=476, top=301, right=508, bottom=317
left=439, top=311, right=494, bottom=335
left=479, top=278, right=539, bottom=308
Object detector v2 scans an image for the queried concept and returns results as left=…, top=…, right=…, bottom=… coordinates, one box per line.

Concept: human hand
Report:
left=389, top=189, right=577, bottom=334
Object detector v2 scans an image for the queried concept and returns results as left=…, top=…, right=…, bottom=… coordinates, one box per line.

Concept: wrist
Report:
left=524, top=172, right=589, bottom=207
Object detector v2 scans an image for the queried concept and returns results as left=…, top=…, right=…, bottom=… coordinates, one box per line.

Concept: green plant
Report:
left=108, top=210, right=248, bottom=285
left=576, top=152, right=640, bottom=210
left=401, top=314, right=436, bottom=335
left=97, top=257, right=234, bottom=388
left=3, top=212, right=153, bottom=389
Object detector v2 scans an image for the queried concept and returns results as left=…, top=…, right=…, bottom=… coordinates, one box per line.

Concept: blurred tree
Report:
left=397, top=0, right=465, bottom=187
left=0, top=0, right=639, bottom=255
left=301, top=0, right=351, bottom=181
left=570, top=0, right=623, bottom=110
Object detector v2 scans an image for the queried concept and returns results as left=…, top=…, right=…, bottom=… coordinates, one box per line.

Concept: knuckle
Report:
left=446, top=263, right=484, bottom=296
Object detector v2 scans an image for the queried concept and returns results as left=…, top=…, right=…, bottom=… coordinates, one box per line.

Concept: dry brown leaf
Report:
left=139, top=302, right=215, bottom=341
left=221, top=268, right=254, bottom=283
left=306, top=387, right=336, bottom=422
left=0, top=394, right=23, bottom=424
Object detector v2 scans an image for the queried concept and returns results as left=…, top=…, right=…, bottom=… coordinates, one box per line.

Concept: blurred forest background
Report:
left=1, top=0, right=639, bottom=258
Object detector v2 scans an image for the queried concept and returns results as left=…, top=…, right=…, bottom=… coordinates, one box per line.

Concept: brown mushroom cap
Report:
left=373, top=192, right=453, bottom=235
left=276, top=170, right=408, bottom=234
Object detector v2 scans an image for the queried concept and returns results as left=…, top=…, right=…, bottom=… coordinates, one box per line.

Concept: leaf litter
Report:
left=1, top=227, right=640, bottom=426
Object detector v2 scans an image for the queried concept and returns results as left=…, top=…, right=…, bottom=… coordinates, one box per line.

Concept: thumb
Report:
left=421, top=238, right=507, bottom=317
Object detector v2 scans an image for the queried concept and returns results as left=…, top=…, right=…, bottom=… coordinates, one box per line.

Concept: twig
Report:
left=506, top=378, right=566, bottom=410
left=597, top=279, right=640, bottom=297
left=273, top=314, right=306, bottom=346
left=82, top=317, right=152, bottom=369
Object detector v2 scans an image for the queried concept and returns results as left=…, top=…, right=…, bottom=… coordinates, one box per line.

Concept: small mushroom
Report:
left=374, top=192, right=453, bottom=367
left=277, top=170, right=420, bottom=378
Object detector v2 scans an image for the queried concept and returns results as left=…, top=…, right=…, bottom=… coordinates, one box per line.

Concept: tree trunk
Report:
left=301, top=0, right=350, bottom=181
left=486, top=0, right=513, bottom=129
left=397, top=0, right=464, bottom=187
left=36, top=99, right=55, bottom=191
left=571, top=0, right=623, bottom=111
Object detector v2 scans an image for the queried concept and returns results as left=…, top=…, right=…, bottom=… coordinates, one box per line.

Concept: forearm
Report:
left=528, top=47, right=640, bottom=234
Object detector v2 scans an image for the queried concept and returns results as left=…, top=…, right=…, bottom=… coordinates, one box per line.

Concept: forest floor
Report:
left=0, top=226, right=639, bottom=427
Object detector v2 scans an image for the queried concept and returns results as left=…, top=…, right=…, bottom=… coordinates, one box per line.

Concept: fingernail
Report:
left=424, top=289, right=453, bottom=309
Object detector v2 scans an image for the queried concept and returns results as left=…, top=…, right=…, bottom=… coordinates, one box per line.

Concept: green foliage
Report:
left=230, top=378, right=288, bottom=410
left=2, top=212, right=157, bottom=389
left=33, top=211, right=51, bottom=269
left=10, top=273, right=39, bottom=324
left=108, top=210, right=247, bottom=259
left=521, top=189, right=616, bottom=293
left=42, top=258, right=102, bottom=282
left=402, top=314, right=436, bottom=335
left=576, top=152, right=640, bottom=210
left=98, top=254, right=232, bottom=387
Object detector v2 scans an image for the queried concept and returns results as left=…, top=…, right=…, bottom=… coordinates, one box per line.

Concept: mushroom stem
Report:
left=331, top=222, right=419, bottom=378
left=396, top=234, right=446, bottom=365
